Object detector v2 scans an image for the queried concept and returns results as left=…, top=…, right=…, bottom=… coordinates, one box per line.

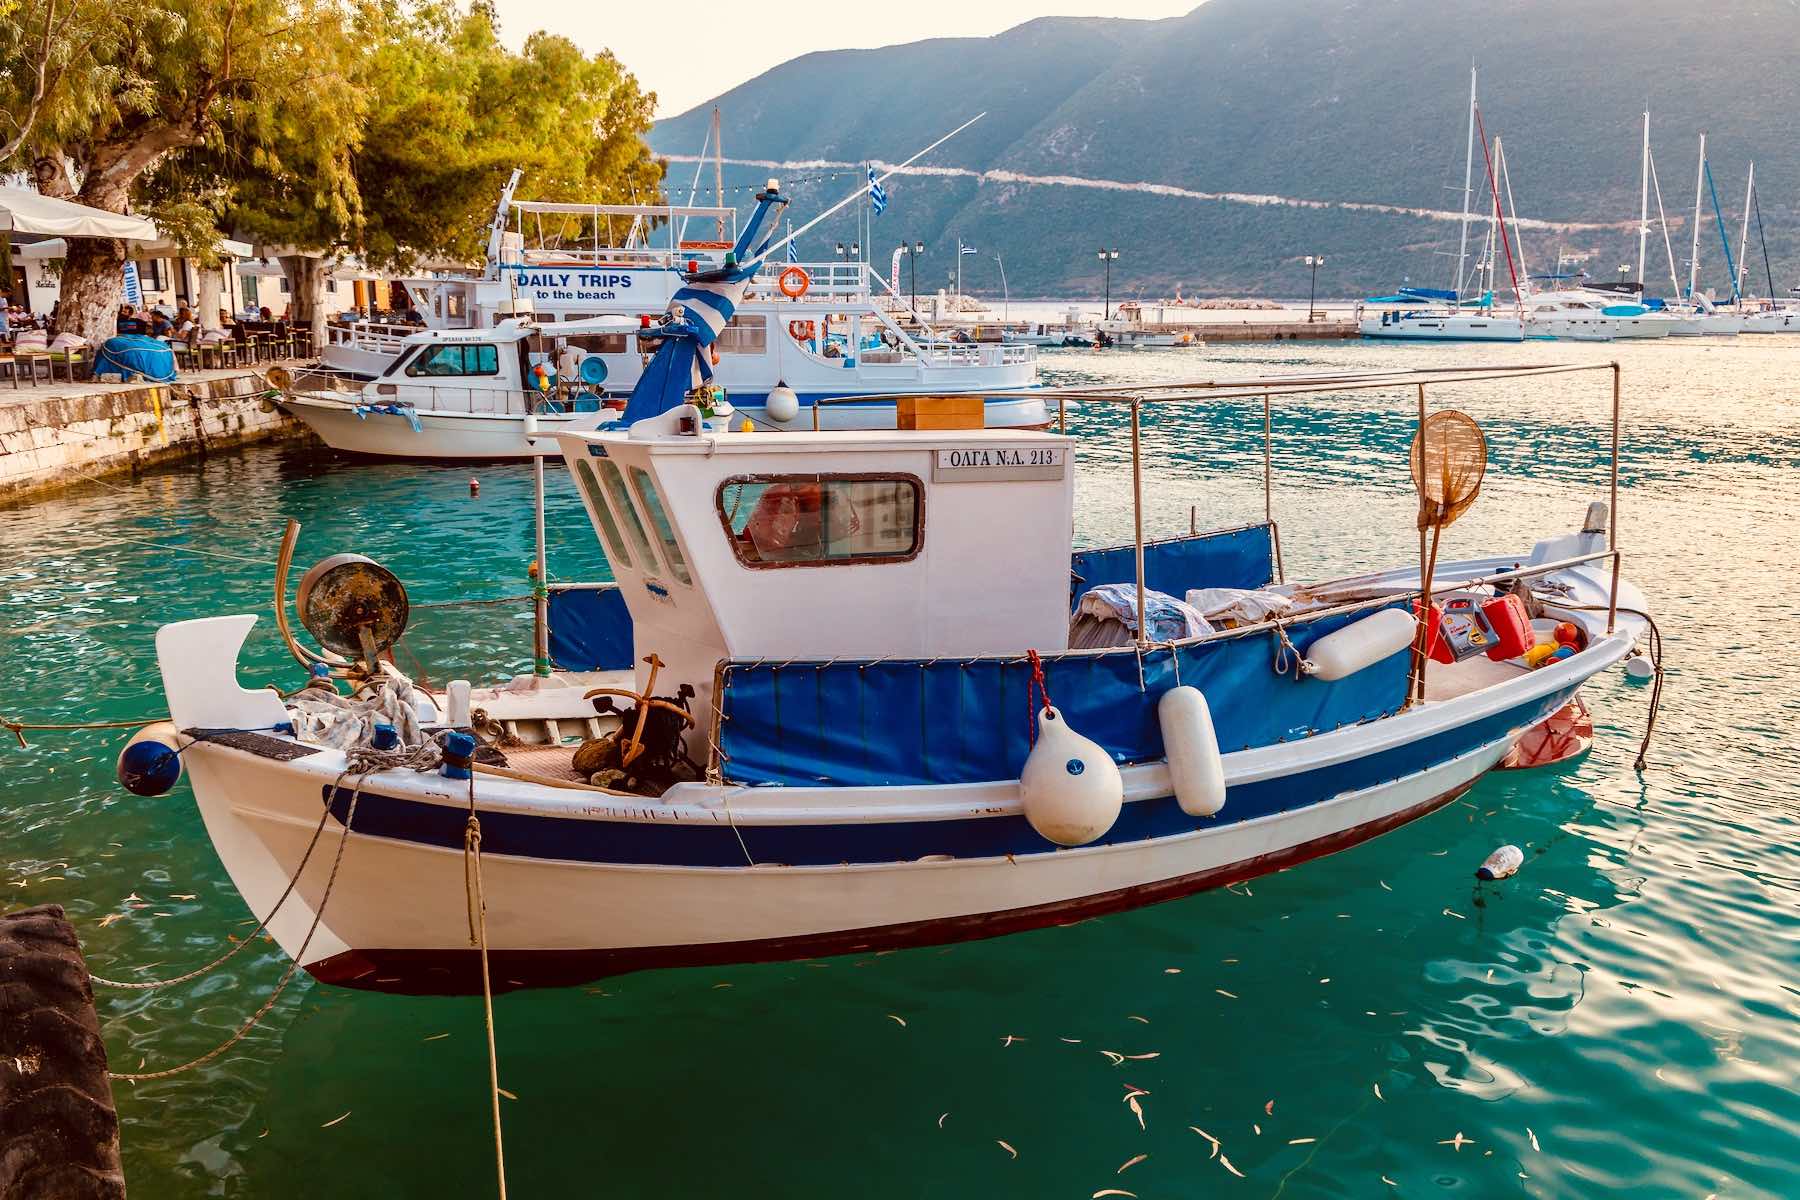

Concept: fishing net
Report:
left=1410, top=410, right=1487, bottom=531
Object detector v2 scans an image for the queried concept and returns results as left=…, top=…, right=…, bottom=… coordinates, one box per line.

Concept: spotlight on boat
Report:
left=116, top=721, right=184, bottom=797
left=295, top=553, right=411, bottom=672
left=765, top=383, right=800, bottom=424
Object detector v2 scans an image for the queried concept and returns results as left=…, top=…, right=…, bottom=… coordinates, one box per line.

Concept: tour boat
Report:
left=317, top=166, right=1043, bottom=432
left=125, top=186, right=1651, bottom=994
left=1359, top=300, right=1525, bottom=342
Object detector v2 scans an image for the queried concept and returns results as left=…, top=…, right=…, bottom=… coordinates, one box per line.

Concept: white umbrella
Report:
left=0, top=186, right=157, bottom=240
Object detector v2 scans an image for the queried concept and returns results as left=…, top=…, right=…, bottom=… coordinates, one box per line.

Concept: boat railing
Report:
left=326, top=321, right=421, bottom=353
left=815, top=361, right=1628, bottom=638
left=750, top=261, right=870, bottom=299
left=361, top=384, right=604, bottom=418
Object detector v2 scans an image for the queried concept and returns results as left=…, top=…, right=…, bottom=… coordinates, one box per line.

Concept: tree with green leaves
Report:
left=1, top=0, right=366, bottom=346
left=1, top=0, right=663, bottom=349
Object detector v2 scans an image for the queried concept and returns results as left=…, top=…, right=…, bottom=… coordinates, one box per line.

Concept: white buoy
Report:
left=1624, top=650, right=1654, bottom=682
left=446, top=679, right=472, bottom=727
left=1302, top=609, right=1417, bottom=681
left=1158, top=686, right=1225, bottom=816
left=765, top=383, right=800, bottom=424
left=1476, top=844, right=1525, bottom=881
left=1019, top=705, right=1123, bottom=846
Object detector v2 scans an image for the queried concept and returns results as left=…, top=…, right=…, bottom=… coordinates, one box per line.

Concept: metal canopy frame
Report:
left=812, top=361, right=1625, bottom=664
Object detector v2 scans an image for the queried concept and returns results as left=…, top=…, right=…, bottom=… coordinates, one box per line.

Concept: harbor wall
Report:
left=0, top=373, right=313, bottom=504
left=1159, top=319, right=1359, bottom=341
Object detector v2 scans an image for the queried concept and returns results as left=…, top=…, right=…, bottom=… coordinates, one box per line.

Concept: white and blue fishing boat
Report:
left=122, top=186, right=1652, bottom=994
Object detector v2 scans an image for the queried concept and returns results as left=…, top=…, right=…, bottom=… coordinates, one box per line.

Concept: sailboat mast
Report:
left=1647, top=145, right=1683, bottom=299
left=1497, top=136, right=1531, bottom=294
left=1737, top=162, right=1755, bottom=300
left=1688, top=133, right=1706, bottom=298
left=1454, top=66, right=1478, bottom=296
left=1637, top=110, right=1650, bottom=283
left=712, top=106, right=725, bottom=242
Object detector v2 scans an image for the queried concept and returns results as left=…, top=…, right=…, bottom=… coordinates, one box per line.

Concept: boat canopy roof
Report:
left=397, top=315, right=635, bottom=345
left=510, top=200, right=735, bottom=221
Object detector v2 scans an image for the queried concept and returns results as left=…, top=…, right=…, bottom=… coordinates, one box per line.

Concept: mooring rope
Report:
left=105, top=774, right=369, bottom=1081
left=461, top=770, right=510, bottom=1200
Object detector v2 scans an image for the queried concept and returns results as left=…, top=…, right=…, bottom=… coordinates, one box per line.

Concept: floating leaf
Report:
left=1124, top=1052, right=1160, bottom=1060
left=887, top=1014, right=907, bottom=1027
left=1117, top=1153, right=1147, bottom=1173
left=1264, top=1100, right=1274, bottom=1115
left=1127, top=1094, right=1146, bottom=1131
left=1059, top=1037, right=1083, bottom=1044
left=1164, top=967, right=1182, bottom=974
left=1001, top=1034, right=1026, bottom=1047
left=1381, top=1175, right=1397, bottom=1186
left=997, top=1140, right=1017, bottom=1159
left=1527, top=1127, right=1540, bottom=1152
left=1379, top=880, right=1393, bottom=891
left=938, top=1113, right=948, bottom=1129
left=1216, top=989, right=1238, bottom=999
left=1288, top=1137, right=1315, bottom=1145
left=1443, top=908, right=1466, bottom=920
left=1128, top=1015, right=1149, bottom=1024
left=498, top=1088, right=517, bottom=1101
left=1094, top=1191, right=1136, bottom=1198
left=1101, top=1050, right=1126, bottom=1065
left=1373, top=1083, right=1385, bottom=1101
left=1220, top=1153, right=1245, bottom=1178
left=322, top=1111, right=351, bottom=1128
left=423, top=1033, right=450, bottom=1042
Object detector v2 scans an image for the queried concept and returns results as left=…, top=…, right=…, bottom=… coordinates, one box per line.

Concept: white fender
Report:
left=1476, top=844, right=1525, bottom=881
left=1158, top=686, right=1225, bottom=816
left=1019, top=705, right=1123, bottom=846
left=1302, top=608, right=1417, bottom=681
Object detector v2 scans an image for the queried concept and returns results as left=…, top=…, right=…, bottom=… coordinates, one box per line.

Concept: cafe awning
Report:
left=0, top=186, right=158, bottom=240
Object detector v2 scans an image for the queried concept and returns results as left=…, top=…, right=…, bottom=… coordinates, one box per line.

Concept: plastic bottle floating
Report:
left=1020, top=705, right=1123, bottom=846
left=1475, top=844, right=1524, bottom=881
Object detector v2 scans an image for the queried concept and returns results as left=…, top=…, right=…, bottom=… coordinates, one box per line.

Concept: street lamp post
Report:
left=900, top=240, right=925, bottom=312
left=1304, top=254, right=1326, bottom=322
left=1097, top=248, right=1119, bottom=320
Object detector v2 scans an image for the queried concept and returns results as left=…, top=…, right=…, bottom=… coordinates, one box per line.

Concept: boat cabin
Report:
left=360, top=316, right=634, bottom=414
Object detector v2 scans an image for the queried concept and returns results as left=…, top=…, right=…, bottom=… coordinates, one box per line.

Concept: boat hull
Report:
left=284, top=397, right=614, bottom=459
left=1359, top=316, right=1524, bottom=342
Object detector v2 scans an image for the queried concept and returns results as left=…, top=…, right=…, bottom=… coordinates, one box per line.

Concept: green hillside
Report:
left=651, top=0, right=1800, bottom=299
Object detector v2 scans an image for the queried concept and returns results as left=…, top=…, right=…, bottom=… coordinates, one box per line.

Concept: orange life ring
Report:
left=777, top=266, right=811, bottom=299
left=788, top=319, right=816, bottom=342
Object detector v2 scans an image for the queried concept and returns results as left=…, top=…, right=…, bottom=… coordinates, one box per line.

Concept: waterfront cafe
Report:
left=2, top=185, right=158, bottom=315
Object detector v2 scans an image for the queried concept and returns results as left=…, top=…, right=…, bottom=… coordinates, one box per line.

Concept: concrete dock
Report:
left=0, top=367, right=312, bottom=504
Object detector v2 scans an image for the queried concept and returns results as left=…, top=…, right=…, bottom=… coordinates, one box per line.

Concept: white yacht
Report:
left=319, top=173, right=1043, bottom=431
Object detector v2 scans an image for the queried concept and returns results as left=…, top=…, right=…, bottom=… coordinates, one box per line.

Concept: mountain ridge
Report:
left=651, top=0, right=1800, bottom=299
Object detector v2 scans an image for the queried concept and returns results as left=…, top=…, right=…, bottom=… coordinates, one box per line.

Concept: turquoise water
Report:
left=2, top=338, right=1797, bottom=1197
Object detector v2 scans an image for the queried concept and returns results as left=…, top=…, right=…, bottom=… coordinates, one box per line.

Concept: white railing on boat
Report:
left=325, top=322, right=419, bottom=354
left=360, top=386, right=602, bottom=417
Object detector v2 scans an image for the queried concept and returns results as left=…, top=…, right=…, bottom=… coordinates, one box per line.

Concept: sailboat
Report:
left=1360, top=68, right=1524, bottom=343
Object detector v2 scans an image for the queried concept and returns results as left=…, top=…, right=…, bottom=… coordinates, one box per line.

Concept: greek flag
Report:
left=960, top=245, right=979, bottom=256
left=786, top=220, right=797, bottom=263
left=868, top=166, right=888, bottom=215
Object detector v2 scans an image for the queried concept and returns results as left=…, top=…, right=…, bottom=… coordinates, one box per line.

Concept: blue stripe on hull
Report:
left=325, top=687, right=1572, bottom=868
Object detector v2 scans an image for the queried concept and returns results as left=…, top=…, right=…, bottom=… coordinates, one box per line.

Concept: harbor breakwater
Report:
left=0, top=371, right=312, bottom=504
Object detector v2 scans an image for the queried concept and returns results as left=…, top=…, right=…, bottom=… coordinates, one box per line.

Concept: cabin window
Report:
left=716, top=474, right=923, bottom=568
left=446, top=289, right=468, bottom=320
left=598, top=459, right=658, bottom=569
left=628, top=467, right=693, bottom=585
left=405, top=343, right=500, bottom=377
left=559, top=318, right=628, bottom=355
left=574, top=459, right=631, bottom=569
left=714, top=314, right=767, bottom=355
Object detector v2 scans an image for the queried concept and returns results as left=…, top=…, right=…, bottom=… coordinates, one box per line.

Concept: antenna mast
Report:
left=1454, top=65, right=1477, bottom=296
left=1688, top=133, right=1706, bottom=299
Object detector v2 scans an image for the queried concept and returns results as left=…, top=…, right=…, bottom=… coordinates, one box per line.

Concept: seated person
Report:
left=739, top=482, right=861, bottom=563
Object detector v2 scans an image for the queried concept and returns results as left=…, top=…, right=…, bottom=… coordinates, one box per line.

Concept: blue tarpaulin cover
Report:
left=547, top=584, right=634, bottom=671
left=1071, top=524, right=1274, bottom=608
left=715, top=601, right=1411, bottom=788
left=92, top=335, right=175, bottom=383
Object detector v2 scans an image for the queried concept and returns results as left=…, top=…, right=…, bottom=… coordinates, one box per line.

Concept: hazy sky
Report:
left=494, top=1, right=1200, bottom=119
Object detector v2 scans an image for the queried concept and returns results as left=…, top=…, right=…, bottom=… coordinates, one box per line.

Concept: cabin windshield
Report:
left=405, top=343, right=500, bottom=377
left=717, top=475, right=922, bottom=567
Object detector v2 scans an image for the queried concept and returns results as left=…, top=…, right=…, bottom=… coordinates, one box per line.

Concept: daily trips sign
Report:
left=504, top=268, right=674, bottom=307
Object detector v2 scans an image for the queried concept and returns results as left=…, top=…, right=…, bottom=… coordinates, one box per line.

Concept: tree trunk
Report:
left=196, top=265, right=224, bottom=331
left=58, top=238, right=126, bottom=350
left=280, top=255, right=327, bottom=347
